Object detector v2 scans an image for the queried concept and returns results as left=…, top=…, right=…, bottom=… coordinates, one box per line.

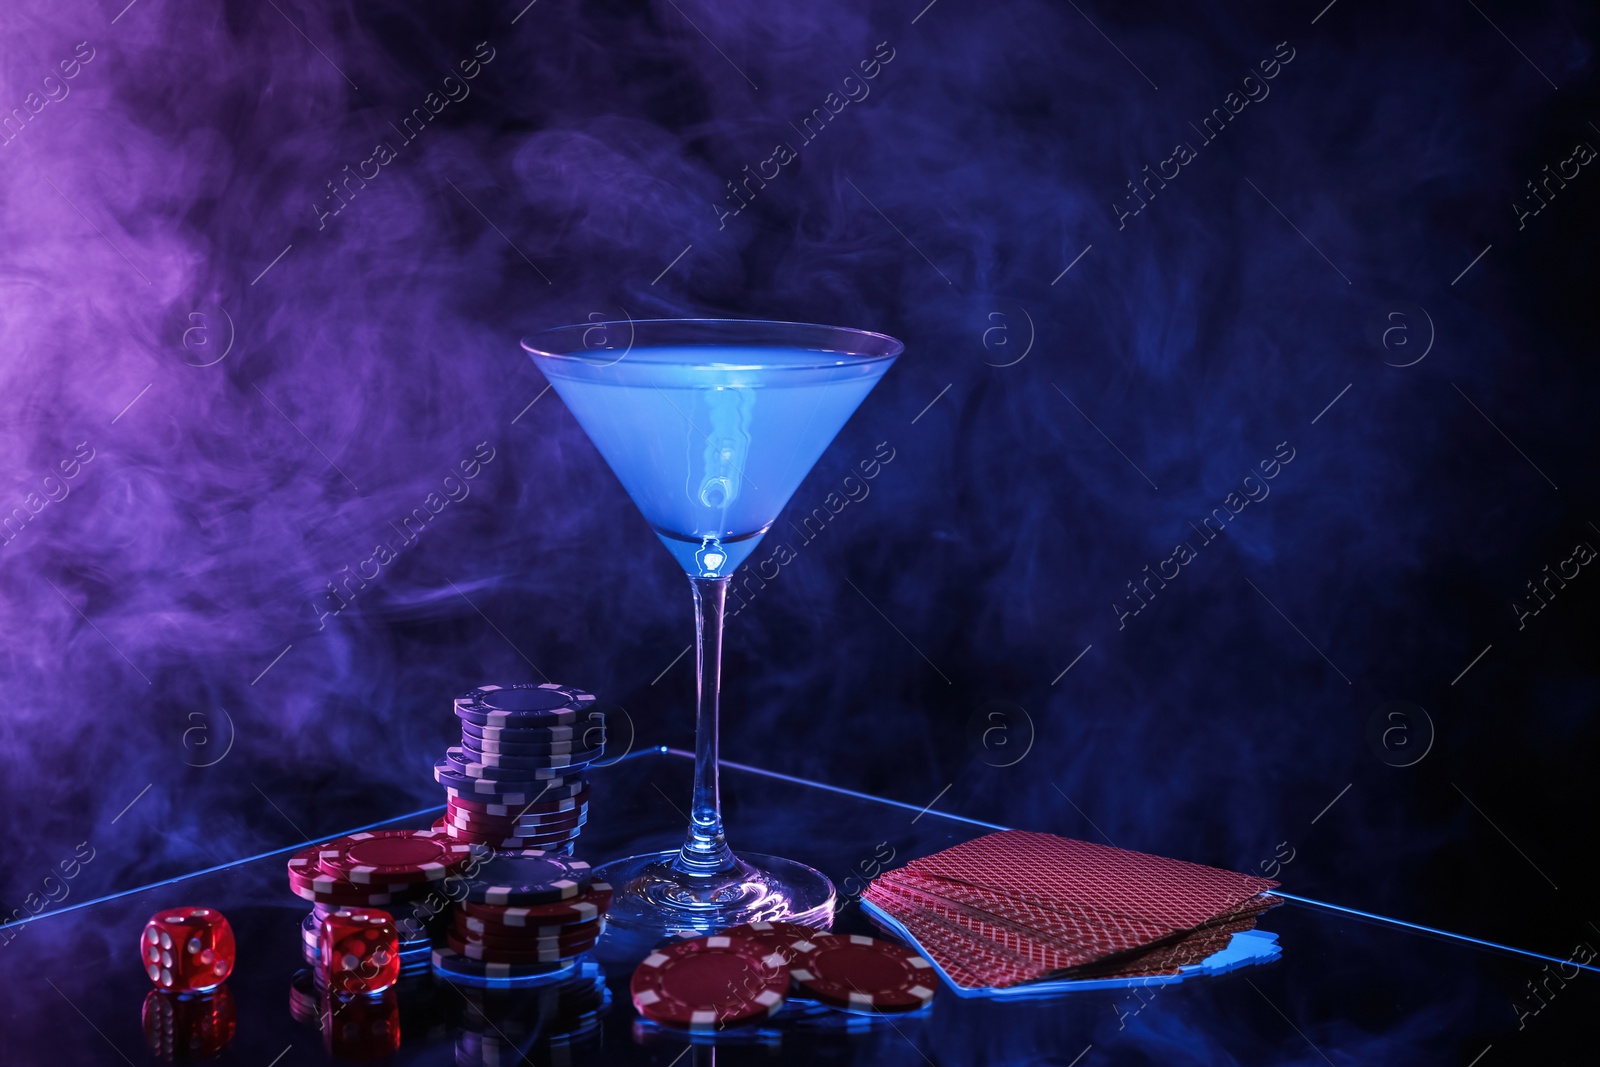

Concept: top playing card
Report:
left=898, top=830, right=1279, bottom=933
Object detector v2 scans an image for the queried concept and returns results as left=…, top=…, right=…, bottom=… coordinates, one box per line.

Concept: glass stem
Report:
left=675, top=575, right=737, bottom=877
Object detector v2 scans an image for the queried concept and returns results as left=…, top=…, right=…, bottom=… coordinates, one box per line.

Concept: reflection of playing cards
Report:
left=863, top=830, right=1281, bottom=989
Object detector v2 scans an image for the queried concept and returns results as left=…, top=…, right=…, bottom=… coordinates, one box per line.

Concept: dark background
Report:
left=1, top=0, right=1595, bottom=1001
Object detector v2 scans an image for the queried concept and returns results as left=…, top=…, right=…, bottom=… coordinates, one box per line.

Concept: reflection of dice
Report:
left=323, top=988, right=401, bottom=1059
left=320, top=908, right=400, bottom=995
left=141, top=907, right=235, bottom=992
left=140, top=987, right=237, bottom=1061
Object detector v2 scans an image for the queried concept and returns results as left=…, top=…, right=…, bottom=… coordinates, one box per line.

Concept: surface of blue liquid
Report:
left=537, top=345, right=895, bottom=576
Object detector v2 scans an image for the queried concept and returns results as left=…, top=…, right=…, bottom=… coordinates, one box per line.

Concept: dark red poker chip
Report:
left=286, top=846, right=416, bottom=904
left=786, top=933, right=937, bottom=1013
left=723, top=920, right=830, bottom=964
left=630, top=935, right=789, bottom=1030
left=318, top=831, right=476, bottom=885
left=459, top=882, right=612, bottom=926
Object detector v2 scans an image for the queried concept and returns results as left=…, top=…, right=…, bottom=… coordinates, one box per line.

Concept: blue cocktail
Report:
left=523, top=319, right=901, bottom=935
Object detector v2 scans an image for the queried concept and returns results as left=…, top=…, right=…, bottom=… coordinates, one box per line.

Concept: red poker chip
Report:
left=786, top=933, right=937, bottom=1013
left=318, top=831, right=476, bottom=885
left=459, top=882, right=613, bottom=926
left=453, top=913, right=602, bottom=945
left=723, top=920, right=830, bottom=964
left=446, top=930, right=599, bottom=963
left=630, top=935, right=789, bottom=1030
left=286, top=847, right=414, bottom=900
left=448, top=789, right=589, bottom=818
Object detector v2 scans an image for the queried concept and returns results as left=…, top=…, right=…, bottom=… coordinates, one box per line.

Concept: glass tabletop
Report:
left=2, top=750, right=1592, bottom=1065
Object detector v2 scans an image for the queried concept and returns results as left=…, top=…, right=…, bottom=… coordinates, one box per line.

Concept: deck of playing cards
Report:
left=861, top=830, right=1281, bottom=990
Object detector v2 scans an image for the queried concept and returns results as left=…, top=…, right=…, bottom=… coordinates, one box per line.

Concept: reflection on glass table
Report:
left=1, top=750, right=1594, bottom=1065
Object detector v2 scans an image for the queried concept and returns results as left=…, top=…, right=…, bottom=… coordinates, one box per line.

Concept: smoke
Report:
left=1, top=0, right=1596, bottom=991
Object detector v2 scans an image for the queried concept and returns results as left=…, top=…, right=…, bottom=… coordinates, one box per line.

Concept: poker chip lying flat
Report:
left=444, top=747, right=574, bottom=781
left=454, top=683, right=593, bottom=728
left=631, top=935, right=789, bottom=1030
left=786, top=933, right=937, bottom=1013
left=448, top=789, right=589, bottom=817
left=431, top=946, right=577, bottom=986
left=319, top=830, right=477, bottom=885
left=462, top=851, right=592, bottom=906
left=287, top=846, right=417, bottom=903
left=724, top=920, right=830, bottom=963
left=461, top=882, right=612, bottom=926
left=437, top=764, right=586, bottom=803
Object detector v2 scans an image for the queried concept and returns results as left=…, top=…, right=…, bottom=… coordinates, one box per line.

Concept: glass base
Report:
left=594, top=850, right=835, bottom=958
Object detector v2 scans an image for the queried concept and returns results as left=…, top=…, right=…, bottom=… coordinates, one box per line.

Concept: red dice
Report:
left=141, top=907, right=235, bottom=992
left=320, top=908, right=400, bottom=996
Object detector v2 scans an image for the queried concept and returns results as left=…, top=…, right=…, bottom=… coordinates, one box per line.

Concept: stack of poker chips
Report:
left=433, top=683, right=605, bottom=854
left=629, top=921, right=936, bottom=1030
left=433, top=850, right=613, bottom=986
left=454, top=959, right=611, bottom=1066
left=286, top=830, right=476, bottom=981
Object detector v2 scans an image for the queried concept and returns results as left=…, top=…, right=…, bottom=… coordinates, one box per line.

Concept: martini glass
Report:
left=522, top=318, right=901, bottom=935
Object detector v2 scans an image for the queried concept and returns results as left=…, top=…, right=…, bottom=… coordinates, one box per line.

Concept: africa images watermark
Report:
left=310, top=441, right=498, bottom=630
left=725, top=440, right=897, bottom=617
left=314, top=41, right=497, bottom=230
left=1112, top=41, right=1297, bottom=229
left=714, top=41, right=898, bottom=229
left=1114, top=441, right=1297, bottom=629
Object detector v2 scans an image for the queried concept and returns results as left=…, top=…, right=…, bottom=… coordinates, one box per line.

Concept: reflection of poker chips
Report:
left=289, top=969, right=322, bottom=1027
left=461, top=881, right=612, bottom=926
left=438, top=766, right=586, bottom=803
left=319, top=830, right=477, bottom=885
left=445, top=804, right=588, bottom=834
left=435, top=819, right=583, bottom=850
left=456, top=743, right=602, bottom=771
left=786, top=933, right=937, bottom=1013
left=462, top=851, right=592, bottom=905
left=437, top=810, right=586, bottom=835
left=454, top=683, right=593, bottom=728
left=448, top=788, right=589, bottom=817
left=450, top=916, right=603, bottom=949
left=447, top=929, right=601, bottom=964
left=431, top=947, right=577, bottom=986
left=445, top=747, right=575, bottom=781
left=463, top=731, right=604, bottom=756
left=456, top=913, right=603, bottom=941
left=631, top=935, right=789, bottom=1030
